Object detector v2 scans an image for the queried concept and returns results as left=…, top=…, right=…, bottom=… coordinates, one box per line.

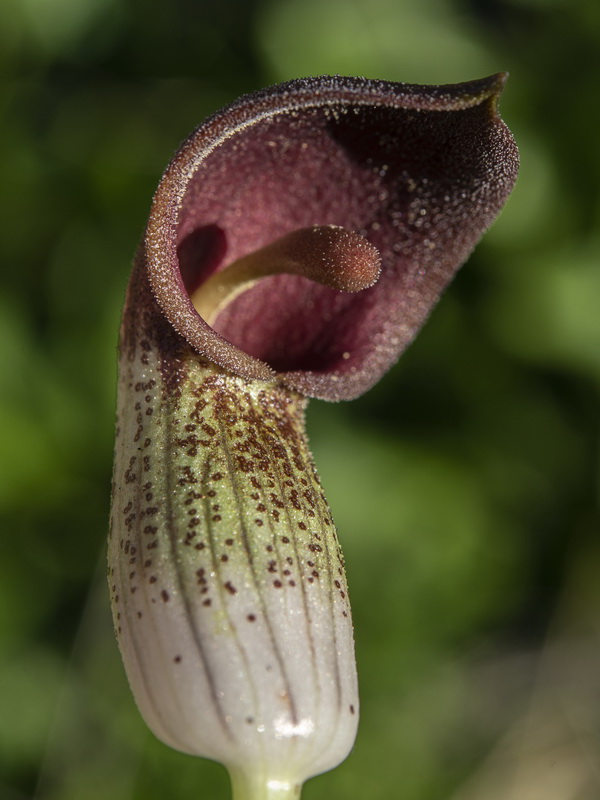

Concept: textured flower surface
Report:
left=108, top=74, right=518, bottom=800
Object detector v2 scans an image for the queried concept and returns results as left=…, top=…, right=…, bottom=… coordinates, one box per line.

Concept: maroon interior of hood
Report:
left=175, top=101, right=497, bottom=378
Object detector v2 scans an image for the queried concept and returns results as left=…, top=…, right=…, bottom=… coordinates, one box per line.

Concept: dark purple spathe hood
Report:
left=137, top=74, right=518, bottom=400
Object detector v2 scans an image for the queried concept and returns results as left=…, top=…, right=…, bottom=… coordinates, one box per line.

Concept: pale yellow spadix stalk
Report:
left=193, top=225, right=380, bottom=325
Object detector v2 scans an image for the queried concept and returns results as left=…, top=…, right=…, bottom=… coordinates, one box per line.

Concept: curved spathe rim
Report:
left=144, top=74, right=518, bottom=400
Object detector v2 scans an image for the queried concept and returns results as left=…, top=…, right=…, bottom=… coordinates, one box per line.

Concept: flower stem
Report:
left=229, top=770, right=303, bottom=800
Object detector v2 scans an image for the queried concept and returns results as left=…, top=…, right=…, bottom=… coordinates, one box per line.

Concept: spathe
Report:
left=136, top=73, right=518, bottom=400
left=109, top=74, right=518, bottom=800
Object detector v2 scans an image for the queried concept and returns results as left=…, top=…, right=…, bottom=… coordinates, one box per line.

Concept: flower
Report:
left=108, top=74, right=518, bottom=799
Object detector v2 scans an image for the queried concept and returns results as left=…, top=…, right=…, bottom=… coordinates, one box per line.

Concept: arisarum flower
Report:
left=108, top=74, right=518, bottom=800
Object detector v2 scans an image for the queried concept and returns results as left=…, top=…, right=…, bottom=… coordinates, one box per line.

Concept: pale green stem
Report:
left=229, top=770, right=303, bottom=800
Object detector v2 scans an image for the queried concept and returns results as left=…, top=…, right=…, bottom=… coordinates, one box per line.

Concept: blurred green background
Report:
left=1, top=0, right=599, bottom=798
